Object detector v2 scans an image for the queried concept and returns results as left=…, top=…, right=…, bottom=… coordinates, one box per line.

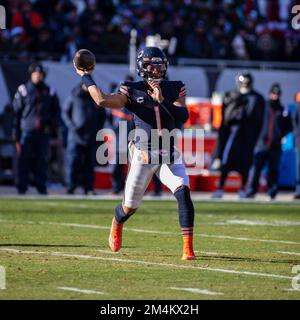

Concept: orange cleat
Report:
left=181, top=251, right=196, bottom=260
left=181, top=235, right=196, bottom=260
left=108, top=218, right=123, bottom=252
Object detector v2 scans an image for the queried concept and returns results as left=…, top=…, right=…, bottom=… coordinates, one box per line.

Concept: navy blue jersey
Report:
left=117, top=80, right=186, bottom=154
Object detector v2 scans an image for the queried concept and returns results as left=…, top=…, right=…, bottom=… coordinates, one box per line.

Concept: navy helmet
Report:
left=136, top=46, right=168, bottom=82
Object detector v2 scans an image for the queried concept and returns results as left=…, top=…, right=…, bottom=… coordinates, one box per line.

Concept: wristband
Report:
left=82, top=74, right=96, bottom=88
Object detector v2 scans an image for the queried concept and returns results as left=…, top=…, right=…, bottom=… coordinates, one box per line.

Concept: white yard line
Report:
left=47, top=222, right=109, bottom=230
left=214, top=219, right=300, bottom=227
left=97, top=249, right=118, bottom=254
left=198, top=234, right=300, bottom=245
left=278, top=251, right=300, bottom=256
left=194, top=251, right=219, bottom=255
left=57, top=286, right=105, bottom=295
left=0, top=248, right=292, bottom=280
left=283, top=288, right=300, bottom=292
left=0, top=219, right=109, bottom=230
left=1, top=218, right=299, bottom=245
left=170, top=287, right=223, bottom=296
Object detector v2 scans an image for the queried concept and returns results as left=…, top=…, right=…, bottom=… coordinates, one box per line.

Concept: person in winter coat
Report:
left=211, top=72, right=265, bottom=198
left=62, top=82, right=106, bottom=194
left=245, top=83, right=293, bottom=200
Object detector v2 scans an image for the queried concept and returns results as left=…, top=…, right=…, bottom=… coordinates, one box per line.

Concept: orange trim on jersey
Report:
left=119, top=86, right=129, bottom=96
left=112, top=110, right=133, bottom=121
left=179, top=86, right=186, bottom=98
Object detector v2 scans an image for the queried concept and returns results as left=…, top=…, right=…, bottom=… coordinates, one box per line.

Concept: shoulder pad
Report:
left=18, top=84, right=27, bottom=97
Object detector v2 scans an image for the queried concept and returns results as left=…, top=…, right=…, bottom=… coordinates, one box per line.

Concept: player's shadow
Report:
left=0, top=243, right=96, bottom=248
left=200, top=254, right=299, bottom=265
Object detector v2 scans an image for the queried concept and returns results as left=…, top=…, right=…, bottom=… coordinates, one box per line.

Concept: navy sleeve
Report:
left=161, top=101, right=189, bottom=123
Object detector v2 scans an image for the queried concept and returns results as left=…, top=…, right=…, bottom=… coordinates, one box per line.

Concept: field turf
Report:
left=0, top=198, right=299, bottom=300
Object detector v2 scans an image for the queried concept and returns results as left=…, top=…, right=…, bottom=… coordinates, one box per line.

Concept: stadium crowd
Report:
left=1, top=0, right=300, bottom=62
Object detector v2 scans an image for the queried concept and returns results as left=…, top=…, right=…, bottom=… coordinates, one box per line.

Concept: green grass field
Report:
left=0, top=198, right=299, bottom=300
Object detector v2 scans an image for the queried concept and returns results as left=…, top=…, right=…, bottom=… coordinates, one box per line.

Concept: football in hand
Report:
left=73, top=49, right=96, bottom=72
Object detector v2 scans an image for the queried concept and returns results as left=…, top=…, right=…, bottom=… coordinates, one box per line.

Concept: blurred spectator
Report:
left=1, top=0, right=300, bottom=62
left=294, top=91, right=300, bottom=199
left=245, top=83, right=293, bottom=200
left=231, top=29, right=250, bottom=60
left=211, top=72, right=265, bottom=199
left=62, top=82, right=106, bottom=195
left=13, top=63, right=60, bottom=194
left=208, top=25, right=232, bottom=59
left=183, top=20, right=211, bottom=58
left=11, top=1, right=44, bottom=32
left=283, top=34, right=300, bottom=62
left=8, top=27, right=27, bottom=57
left=33, top=27, right=55, bottom=59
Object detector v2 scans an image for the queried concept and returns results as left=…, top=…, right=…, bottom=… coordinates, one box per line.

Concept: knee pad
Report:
left=115, top=203, right=132, bottom=224
left=174, top=185, right=195, bottom=228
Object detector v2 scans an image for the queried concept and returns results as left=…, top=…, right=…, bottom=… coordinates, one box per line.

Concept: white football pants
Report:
left=123, top=146, right=189, bottom=208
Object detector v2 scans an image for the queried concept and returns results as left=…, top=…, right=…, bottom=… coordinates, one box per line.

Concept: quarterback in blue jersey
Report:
left=74, top=46, right=196, bottom=260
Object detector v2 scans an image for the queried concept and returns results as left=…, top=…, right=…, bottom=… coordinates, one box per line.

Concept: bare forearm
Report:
left=82, top=75, right=125, bottom=109
left=87, top=85, right=107, bottom=106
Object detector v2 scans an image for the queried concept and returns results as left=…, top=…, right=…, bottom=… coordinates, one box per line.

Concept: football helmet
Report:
left=136, top=46, right=168, bottom=82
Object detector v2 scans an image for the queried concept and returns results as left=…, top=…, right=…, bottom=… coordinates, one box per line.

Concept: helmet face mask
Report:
left=137, top=47, right=168, bottom=83
left=143, top=62, right=167, bottom=81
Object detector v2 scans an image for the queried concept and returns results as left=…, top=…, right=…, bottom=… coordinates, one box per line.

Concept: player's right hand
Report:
left=147, top=81, right=164, bottom=103
left=73, top=61, right=93, bottom=77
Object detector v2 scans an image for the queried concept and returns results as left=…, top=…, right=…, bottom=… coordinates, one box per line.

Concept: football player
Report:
left=74, top=47, right=196, bottom=260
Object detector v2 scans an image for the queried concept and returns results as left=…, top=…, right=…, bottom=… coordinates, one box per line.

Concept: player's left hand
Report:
left=147, top=81, right=164, bottom=104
